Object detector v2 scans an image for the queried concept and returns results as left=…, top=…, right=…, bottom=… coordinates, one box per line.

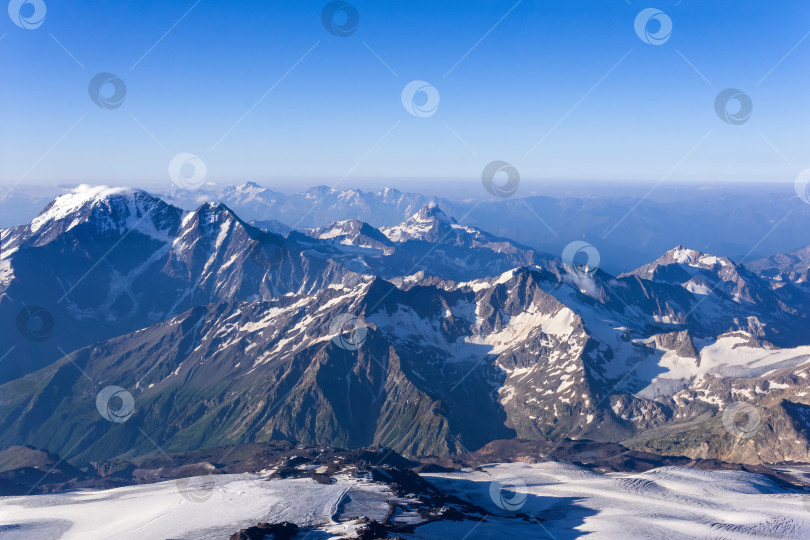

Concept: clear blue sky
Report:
left=1, top=0, right=809, bottom=190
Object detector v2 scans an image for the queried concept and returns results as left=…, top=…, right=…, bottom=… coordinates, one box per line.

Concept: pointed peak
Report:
left=231, top=181, right=265, bottom=194
left=180, top=201, right=253, bottom=236
left=190, top=202, right=245, bottom=226
left=307, top=218, right=391, bottom=246
left=412, top=201, right=454, bottom=223
left=379, top=186, right=402, bottom=198
left=196, top=201, right=237, bottom=216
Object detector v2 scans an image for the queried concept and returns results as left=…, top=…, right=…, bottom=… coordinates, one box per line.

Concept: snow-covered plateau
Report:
left=2, top=462, right=810, bottom=539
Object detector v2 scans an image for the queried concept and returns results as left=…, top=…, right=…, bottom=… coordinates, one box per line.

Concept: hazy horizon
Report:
left=2, top=177, right=805, bottom=200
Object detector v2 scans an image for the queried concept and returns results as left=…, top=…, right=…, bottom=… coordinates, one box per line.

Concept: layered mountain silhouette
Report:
left=10, top=183, right=810, bottom=273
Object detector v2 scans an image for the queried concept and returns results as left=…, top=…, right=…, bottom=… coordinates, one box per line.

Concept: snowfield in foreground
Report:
left=422, top=463, right=810, bottom=539
left=1, top=463, right=810, bottom=539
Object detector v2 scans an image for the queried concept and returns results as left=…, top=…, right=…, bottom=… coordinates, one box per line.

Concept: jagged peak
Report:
left=198, top=201, right=225, bottom=210
left=177, top=202, right=248, bottom=234
left=190, top=201, right=243, bottom=223
left=624, top=246, right=736, bottom=273
left=175, top=201, right=260, bottom=247
left=621, top=245, right=747, bottom=287
left=664, top=245, right=701, bottom=264
left=378, top=186, right=403, bottom=198
left=410, top=201, right=455, bottom=224
left=328, top=218, right=361, bottom=227
left=307, top=218, right=363, bottom=236
left=658, top=245, right=735, bottom=269
left=307, top=219, right=393, bottom=248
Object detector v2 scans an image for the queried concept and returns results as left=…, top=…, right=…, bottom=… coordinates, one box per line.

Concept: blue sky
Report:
left=1, top=0, right=809, bottom=191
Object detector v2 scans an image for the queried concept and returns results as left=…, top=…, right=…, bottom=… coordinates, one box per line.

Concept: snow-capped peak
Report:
left=378, top=186, right=403, bottom=200
left=663, top=245, right=731, bottom=269
left=232, top=182, right=265, bottom=196
left=669, top=246, right=700, bottom=265
left=29, top=185, right=163, bottom=234
left=622, top=246, right=734, bottom=279
left=380, top=203, right=459, bottom=243
left=190, top=201, right=243, bottom=227
left=412, top=201, right=454, bottom=224
left=619, top=245, right=762, bottom=303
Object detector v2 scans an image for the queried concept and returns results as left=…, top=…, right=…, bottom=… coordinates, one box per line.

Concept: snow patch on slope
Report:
left=636, top=333, right=810, bottom=399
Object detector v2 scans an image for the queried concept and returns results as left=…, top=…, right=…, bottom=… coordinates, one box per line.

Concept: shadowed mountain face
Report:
left=2, top=187, right=810, bottom=466
left=747, top=243, right=810, bottom=284
left=0, top=189, right=353, bottom=382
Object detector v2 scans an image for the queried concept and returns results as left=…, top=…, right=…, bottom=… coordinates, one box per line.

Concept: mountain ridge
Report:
left=1, top=187, right=810, bottom=468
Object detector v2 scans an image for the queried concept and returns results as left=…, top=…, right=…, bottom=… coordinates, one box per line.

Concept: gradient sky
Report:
left=1, top=0, right=809, bottom=191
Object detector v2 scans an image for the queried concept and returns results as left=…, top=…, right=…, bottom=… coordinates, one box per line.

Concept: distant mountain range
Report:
left=1, top=185, right=810, bottom=468
left=4, top=182, right=810, bottom=274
